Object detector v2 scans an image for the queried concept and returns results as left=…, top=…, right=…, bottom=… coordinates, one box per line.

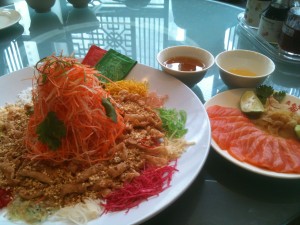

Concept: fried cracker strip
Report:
left=0, top=162, right=15, bottom=180
left=61, top=183, right=86, bottom=196
left=18, top=190, right=43, bottom=200
left=76, top=164, right=104, bottom=182
left=18, top=170, right=53, bottom=184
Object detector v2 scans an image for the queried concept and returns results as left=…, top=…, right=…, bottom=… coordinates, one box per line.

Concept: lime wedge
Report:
left=295, top=125, right=300, bottom=139
left=240, top=90, right=264, bottom=114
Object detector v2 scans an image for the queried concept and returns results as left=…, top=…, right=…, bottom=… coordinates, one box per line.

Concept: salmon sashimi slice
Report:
left=211, top=118, right=257, bottom=135
left=213, top=124, right=260, bottom=149
left=210, top=116, right=251, bottom=130
left=267, top=138, right=287, bottom=172
left=229, top=131, right=300, bottom=173
left=245, top=134, right=281, bottom=171
left=227, top=130, right=265, bottom=161
left=207, top=105, right=243, bottom=118
left=279, top=138, right=300, bottom=173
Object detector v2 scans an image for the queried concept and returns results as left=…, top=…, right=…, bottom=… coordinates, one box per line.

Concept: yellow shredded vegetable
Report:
left=105, top=80, right=148, bottom=96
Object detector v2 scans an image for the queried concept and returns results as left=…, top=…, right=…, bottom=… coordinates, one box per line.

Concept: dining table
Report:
left=1, top=0, right=300, bottom=225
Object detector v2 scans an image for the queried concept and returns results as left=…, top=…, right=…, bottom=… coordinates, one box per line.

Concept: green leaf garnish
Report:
left=273, top=91, right=286, bottom=103
left=255, top=85, right=286, bottom=104
left=36, top=111, right=66, bottom=150
left=157, top=108, right=188, bottom=138
left=102, top=98, right=117, bottom=123
left=255, top=85, right=274, bottom=104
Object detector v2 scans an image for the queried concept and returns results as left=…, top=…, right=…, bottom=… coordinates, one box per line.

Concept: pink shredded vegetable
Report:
left=102, top=163, right=178, bottom=212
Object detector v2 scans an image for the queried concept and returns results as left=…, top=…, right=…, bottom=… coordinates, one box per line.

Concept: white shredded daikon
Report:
left=50, top=199, right=103, bottom=225
left=165, top=138, right=194, bottom=159
left=17, top=87, right=32, bottom=104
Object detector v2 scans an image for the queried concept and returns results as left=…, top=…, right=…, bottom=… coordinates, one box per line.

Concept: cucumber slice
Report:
left=240, top=90, right=264, bottom=114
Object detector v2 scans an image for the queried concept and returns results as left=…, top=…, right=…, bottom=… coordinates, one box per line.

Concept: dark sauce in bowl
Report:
left=163, top=56, right=205, bottom=72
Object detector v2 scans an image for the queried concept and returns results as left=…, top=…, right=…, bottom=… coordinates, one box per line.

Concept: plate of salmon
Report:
left=205, top=88, right=300, bottom=179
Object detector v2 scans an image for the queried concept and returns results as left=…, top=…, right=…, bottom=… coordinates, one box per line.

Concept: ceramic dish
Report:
left=156, top=45, right=214, bottom=87
left=0, top=9, right=21, bottom=30
left=215, top=49, right=275, bottom=88
left=0, top=63, right=211, bottom=225
left=204, top=88, right=300, bottom=179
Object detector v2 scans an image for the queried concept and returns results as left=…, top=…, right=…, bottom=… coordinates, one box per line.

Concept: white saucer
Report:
left=0, top=9, right=21, bottom=30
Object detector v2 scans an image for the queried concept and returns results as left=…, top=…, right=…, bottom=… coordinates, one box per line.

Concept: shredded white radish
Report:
left=50, top=199, right=103, bottom=225
left=17, top=87, right=32, bottom=104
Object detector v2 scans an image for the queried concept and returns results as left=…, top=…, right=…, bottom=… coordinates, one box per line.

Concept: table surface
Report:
left=0, top=0, right=300, bottom=225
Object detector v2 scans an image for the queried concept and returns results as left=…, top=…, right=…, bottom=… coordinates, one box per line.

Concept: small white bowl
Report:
left=156, top=45, right=214, bottom=87
left=215, top=49, right=275, bottom=88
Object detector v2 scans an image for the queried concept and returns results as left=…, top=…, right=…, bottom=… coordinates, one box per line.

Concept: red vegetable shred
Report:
left=0, top=188, right=12, bottom=209
left=102, top=163, right=178, bottom=212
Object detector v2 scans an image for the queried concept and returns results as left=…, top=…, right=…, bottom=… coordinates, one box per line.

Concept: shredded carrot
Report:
left=25, top=55, right=125, bottom=164
left=102, top=162, right=178, bottom=212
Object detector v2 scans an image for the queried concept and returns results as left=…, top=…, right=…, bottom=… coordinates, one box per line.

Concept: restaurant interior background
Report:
left=1, top=0, right=246, bottom=69
left=0, top=0, right=260, bottom=103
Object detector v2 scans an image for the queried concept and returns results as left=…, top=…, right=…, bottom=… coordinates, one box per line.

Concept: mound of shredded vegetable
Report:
left=25, top=55, right=125, bottom=164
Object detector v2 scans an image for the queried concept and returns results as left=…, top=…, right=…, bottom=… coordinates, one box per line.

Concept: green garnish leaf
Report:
left=157, top=108, right=188, bottom=138
left=255, top=85, right=286, bottom=104
left=102, top=98, right=117, bottom=123
left=255, top=85, right=274, bottom=104
left=273, top=91, right=286, bottom=103
left=36, top=111, right=66, bottom=150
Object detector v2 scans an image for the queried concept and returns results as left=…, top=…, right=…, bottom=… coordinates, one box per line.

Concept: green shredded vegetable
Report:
left=157, top=108, right=188, bottom=138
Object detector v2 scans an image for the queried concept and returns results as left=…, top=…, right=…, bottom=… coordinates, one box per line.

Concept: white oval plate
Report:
left=0, top=9, right=21, bottom=30
left=0, top=64, right=211, bottom=225
left=204, top=88, right=300, bottom=179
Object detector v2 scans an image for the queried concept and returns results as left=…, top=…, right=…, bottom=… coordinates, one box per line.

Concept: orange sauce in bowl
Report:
left=228, top=68, right=256, bottom=77
left=163, top=56, right=205, bottom=72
